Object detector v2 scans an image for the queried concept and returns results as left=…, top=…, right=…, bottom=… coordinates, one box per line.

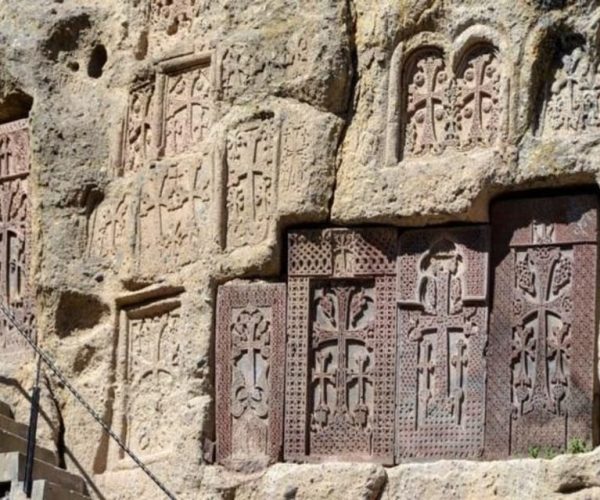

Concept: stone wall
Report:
left=1, top=0, right=600, bottom=498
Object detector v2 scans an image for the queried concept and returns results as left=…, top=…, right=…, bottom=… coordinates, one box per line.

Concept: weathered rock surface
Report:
left=0, top=0, right=599, bottom=499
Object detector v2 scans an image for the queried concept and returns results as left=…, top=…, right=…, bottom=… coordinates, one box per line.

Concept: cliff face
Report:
left=0, top=0, right=599, bottom=498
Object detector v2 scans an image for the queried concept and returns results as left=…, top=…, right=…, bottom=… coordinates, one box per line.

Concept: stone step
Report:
left=0, top=452, right=87, bottom=495
left=0, top=430, right=57, bottom=467
left=0, top=401, right=13, bottom=419
left=9, top=479, right=91, bottom=500
left=0, top=415, right=28, bottom=440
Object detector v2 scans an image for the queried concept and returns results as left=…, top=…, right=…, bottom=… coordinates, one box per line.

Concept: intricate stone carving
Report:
left=285, top=228, right=397, bottom=463
left=397, top=226, right=489, bottom=459
left=0, top=120, right=34, bottom=353
left=158, top=56, right=213, bottom=157
left=108, top=287, right=184, bottom=467
left=121, top=81, right=156, bottom=175
left=542, top=44, right=600, bottom=135
left=401, top=44, right=502, bottom=159
left=216, top=283, right=286, bottom=468
left=486, top=195, right=597, bottom=458
left=223, top=118, right=280, bottom=249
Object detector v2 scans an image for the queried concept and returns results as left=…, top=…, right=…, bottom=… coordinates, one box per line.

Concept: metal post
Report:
left=23, top=354, right=42, bottom=497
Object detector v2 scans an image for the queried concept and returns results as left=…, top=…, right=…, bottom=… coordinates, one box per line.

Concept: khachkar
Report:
left=397, top=226, right=490, bottom=459
left=216, top=283, right=286, bottom=469
left=0, top=119, right=33, bottom=353
left=486, top=195, right=598, bottom=457
left=285, top=228, right=397, bottom=463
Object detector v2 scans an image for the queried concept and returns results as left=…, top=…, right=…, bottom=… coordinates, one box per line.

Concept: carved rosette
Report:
left=285, top=228, right=397, bottom=463
left=216, top=283, right=286, bottom=468
left=0, top=119, right=34, bottom=354
left=397, top=226, right=490, bottom=460
left=486, top=195, right=598, bottom=458
left=401, top=43, right=504, bottom=160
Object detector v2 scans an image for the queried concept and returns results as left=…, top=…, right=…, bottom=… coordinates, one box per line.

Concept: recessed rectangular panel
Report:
left=486, top=195, right=598, bottom=458
left=285, top=228, right=397, bottom=464
left=216, top=283, right=286, bottom=469
left=396, top=226, right=490, bottom=460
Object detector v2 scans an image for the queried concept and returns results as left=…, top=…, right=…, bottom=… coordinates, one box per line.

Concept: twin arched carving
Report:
left=387, top=30, right=507, bottom=165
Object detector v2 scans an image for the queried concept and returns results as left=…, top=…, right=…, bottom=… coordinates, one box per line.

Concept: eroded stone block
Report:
left=285, top=228, right=397, bottom=464
left=0, top=119, right=34, bottom=354
left=106, top=287, right=184, bottom=468
left=396, top=226, right=490, bottom=460
left=215, top=283, right=286, bottom=469
left=486, top=195, right=598, bottom=457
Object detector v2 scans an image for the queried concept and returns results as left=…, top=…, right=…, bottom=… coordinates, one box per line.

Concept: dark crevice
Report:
left=328, top=0, right=359, bottom=221
left=556, top=479, right=600, bottom=494
left=88, top=44, right=107, bottom=79
left=0, top=90, right=33, bottom=124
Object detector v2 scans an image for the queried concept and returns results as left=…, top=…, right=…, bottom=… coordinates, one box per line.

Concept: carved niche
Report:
left=400, top=43, right=503, bottom=160
left=541, top=43, right=600, bottom=135
left=0, top=119, right=34, bottom=353
left=120, top=81, right=156, bottom=175
left=486, top=195, right=598, bottom=457
left=216, top=283, right=286, bottom=468
left=223, top=117, right=280, bottom=249
left=119, top=53, right=214, bottom=175
left=107, top=286, right=184, bottom=467
left=397, top=226, right=490, bottom=459
left=157, top=53, right=213, bottom=158
left=285, top=228, right=397, bottom=463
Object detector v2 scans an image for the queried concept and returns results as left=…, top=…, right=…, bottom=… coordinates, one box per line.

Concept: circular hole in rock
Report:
left=87, top=44, right=107, bottom=79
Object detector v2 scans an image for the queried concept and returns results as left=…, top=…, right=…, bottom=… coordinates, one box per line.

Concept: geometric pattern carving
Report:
left=223, top=117, right=280, bottom=249
left=397, top=226, right=490, bottom=459
left=542, top=45, right=600, bottom=135
left=107, top=287, right=184, bottom=468
left=216, top=283, right=286, bottom=469
left=0, top=119, right=34, bottom=353
left=402, top=44, right=502, bottom=159
left=285, top=228, right=397, bottom=464
left=486, top=195, right=598, bottom=458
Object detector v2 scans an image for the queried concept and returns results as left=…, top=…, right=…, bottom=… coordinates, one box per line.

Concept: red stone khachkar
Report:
left=397, top=226, right=490, bottom=459
left=485, top=195, right=598, bottom=457
left=285, top=228, right=397, bottom=464
left=215, top=283, right=286, bottom=468
left=0, top=119, right=34, bottom=353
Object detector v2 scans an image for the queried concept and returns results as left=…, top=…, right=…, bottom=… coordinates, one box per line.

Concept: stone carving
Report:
left=224, top=118, right=280, bottom=249
left=158, top=55, right=213, bottom=157
left=88, top=194, right=134, bottom=261
left=486, top=196, right=597, bottom=457
left=285, top=228, right=397, bottom=463
left=108, top=287, right=184, bottom=467
left=0, top=120, right=34, bottom=353
left=138, top=155, right=212, bottom=269
left=148, top=0, right=197, bottom=35
left=216, top=283, right=286, bottom=468
left=402, top=44, right=502, bottom=159
left=219, top=37, right=309, bottom=100
left=121, top=81, right=156, bottom=175
left=542, top=44, right=600, bottom=135
left=397, top=227, right=489, bottom=459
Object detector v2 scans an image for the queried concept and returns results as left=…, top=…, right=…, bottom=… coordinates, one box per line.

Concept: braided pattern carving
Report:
left=396, top=226, right=489, bottom=459
left=486, top=196, right=597, bottom=457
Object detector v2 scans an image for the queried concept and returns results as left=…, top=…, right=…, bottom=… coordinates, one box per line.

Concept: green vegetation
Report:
left=527, top=438, right=590, bottom=459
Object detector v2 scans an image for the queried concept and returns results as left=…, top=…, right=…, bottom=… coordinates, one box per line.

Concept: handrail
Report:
left=0, top=301, right=177, bottom=499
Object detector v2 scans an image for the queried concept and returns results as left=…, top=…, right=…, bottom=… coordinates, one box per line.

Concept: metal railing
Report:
left=0, top=301, right=177, bottom=499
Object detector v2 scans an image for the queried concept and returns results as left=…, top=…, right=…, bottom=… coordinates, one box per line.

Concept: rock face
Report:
left=0, top=0, right=599, bottom=499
